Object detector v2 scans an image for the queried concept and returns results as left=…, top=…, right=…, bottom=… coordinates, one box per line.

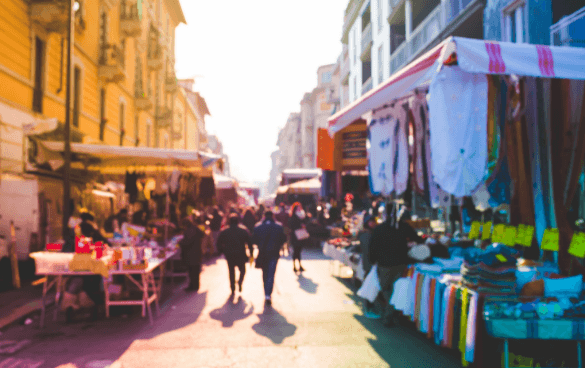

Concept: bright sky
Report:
left=175, top=0, right=347, bottom=185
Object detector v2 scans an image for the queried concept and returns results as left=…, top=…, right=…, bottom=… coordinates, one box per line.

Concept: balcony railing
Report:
left=135, top=87, right=153, bottom=111
left=121, top=1, right=142, bottom=38
left=361, top=77, right=373, bottom=95
left=171, top=130, right=182, bottom=141
left=30, top=0, right=68, bottom=34
left=98, top=44, right=125, bottom=83
left=389, top=41, right=408, bottom=74
left=165, top=74, right=178, bottom=94
left=444, top=0, right=475, bottom=24
left=156, top=107, right=172, bottom=128
left=147, top=43, right=163, bottom=70
left=550, top=6, right=585, bottom=47
left=360, top=22, right=373, bottom=61
left=409, top=4, right=443, bottom=60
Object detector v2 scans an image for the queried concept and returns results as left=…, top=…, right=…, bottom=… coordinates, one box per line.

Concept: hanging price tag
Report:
left=515, top=225, right=535, bottom=247
left=469, top=222, right=481, bottom=239
left=492, top=224, right=506, bottom=243
left=541, top=228, right=559, bottom=251
left=522, top=225, right=535, bottom=247
left=568, top=232, right=585, bottom=258
left=482, top=222, right=493, bottom=240
left=503, top=226, right=517, bottom=247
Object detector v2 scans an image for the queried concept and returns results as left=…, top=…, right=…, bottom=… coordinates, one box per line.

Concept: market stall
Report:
left=31, top=246, right=178, bottom=327
left=325, top=36, right=585, bottom=367
left=25, top=142, right=221, bottom=326
left=214, top=174, right=238, bottom=209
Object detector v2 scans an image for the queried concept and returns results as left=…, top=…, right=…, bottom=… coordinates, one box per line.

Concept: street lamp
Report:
left=62, top=0, right=76, bottom=238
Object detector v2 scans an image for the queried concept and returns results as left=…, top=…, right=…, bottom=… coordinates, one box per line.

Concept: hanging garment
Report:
left=427, top=278, right=436, bottom=339
left=169, top=169, right=181, bottom=195
left=429, top=66, right=488, bottom=197
left=465, top=293, right=478, bottom=363
left=484, top=76, right=511, bottom=207
left=367, top=104, right=409, bottom=195
left=410, top=95, right=451, bottom=208
left=459, top=288, right=470, bottom=367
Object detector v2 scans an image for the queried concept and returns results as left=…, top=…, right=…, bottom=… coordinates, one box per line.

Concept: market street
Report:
left=0, top=248, right=460, bottom=368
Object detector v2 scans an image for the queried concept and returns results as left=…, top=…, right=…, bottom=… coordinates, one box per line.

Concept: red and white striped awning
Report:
left=328, top=36, right=585, bottom=135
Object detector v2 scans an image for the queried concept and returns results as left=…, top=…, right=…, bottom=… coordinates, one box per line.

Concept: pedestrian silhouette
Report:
left=209, top=295, right=254, bottom=328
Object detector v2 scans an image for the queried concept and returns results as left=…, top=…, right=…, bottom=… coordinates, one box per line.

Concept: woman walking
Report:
left=288, top=202, right=309, bottom=273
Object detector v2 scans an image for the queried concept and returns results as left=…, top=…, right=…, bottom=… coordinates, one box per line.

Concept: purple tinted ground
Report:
left=0, top=249, right=460, bottom=368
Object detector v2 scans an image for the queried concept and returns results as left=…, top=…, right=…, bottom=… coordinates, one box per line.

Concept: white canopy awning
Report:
left=276, top=185, right=289, bottom=195
left=36, top=141, right=216, bottom=170
left=214, top=174, right=237, bottom=189
left=287, top=177, right=321, bottom=195
left=328, top=36, right=585, bottom=135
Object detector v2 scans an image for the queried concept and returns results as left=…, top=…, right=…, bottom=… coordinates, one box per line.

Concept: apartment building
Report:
left=339, top=0, right=484, bottom=107
left=0, top=0, right=209, bottom=178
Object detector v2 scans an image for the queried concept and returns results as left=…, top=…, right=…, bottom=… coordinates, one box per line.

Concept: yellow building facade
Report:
left=0, top=0, right=206, bottom=176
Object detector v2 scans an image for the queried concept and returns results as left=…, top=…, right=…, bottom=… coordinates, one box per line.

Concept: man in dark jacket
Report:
left=252, top=211, right=287, bottom=306
left=179, top=215, right=205, bottom=292
left=369, top=204, right=423, bottom=327
left=216, top=213, right=252, bottom=295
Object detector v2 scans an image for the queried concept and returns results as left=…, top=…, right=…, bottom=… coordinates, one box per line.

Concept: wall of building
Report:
left=0, top=0, right=204, bottom=178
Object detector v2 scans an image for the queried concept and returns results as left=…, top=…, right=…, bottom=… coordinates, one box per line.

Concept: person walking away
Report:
left=288, top=202, right=309, bottom=273
left=179, top=214, right=205, bottom=292
left=274, top=204, right=289, bottom=256
left=358, top=214, right=380, bottom=319
left=369, top=203, right=423, bottom=327
left=209, top=207, right=224, bottom=256
left=253, top=211, right=287, bottom=306
left=242, top=207, right=258, bottom=236
left=216, top=213, right=252, bottom=295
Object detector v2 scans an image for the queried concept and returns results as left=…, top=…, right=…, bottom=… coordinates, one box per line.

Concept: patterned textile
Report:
left=409, top=96, right=450, bottom=208
left=465, top=293, right=479, bottom=363
left=459, top=288, right=470, bottom=367
left=367, top=104, right=409, bottom=195
left=427, top=278, right=436, bottom=339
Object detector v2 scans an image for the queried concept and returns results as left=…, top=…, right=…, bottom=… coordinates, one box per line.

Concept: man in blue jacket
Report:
left=252, top=211, right=287, bottom=306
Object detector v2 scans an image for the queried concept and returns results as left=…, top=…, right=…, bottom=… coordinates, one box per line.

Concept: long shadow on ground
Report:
left=209, top=294, right=254, bottom=327
left=332, top=275, right=461, bottom=368
left=251, top=304, right=297, bottom=345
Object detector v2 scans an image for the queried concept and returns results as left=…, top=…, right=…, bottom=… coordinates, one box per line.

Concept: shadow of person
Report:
left=209, top=295, right=254, bottom=328
left=297, top=274, right=318, bottom=294
left=252, top=306, right=297, bottom=344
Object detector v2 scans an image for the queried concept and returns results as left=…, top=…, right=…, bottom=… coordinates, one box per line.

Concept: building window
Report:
left=99, top=89, right=106, bottom=141
left=378, top=44, right=384, bottom=84
left=503, top=1, right=526, bottom=43
left=134, top=115, right=139, bottom=146
left=72, top=66, right=81, bottom=127
left=321, top=71, right=332, bottom=84
left=119, top=102, right=125, bottom=146
left=32, top=37, right=45, bottom=113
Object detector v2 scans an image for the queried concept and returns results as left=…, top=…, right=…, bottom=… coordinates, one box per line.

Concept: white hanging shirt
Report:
left=367, top=104, right=409, bottom=195
left=428, top=66, right=488, bottom=197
